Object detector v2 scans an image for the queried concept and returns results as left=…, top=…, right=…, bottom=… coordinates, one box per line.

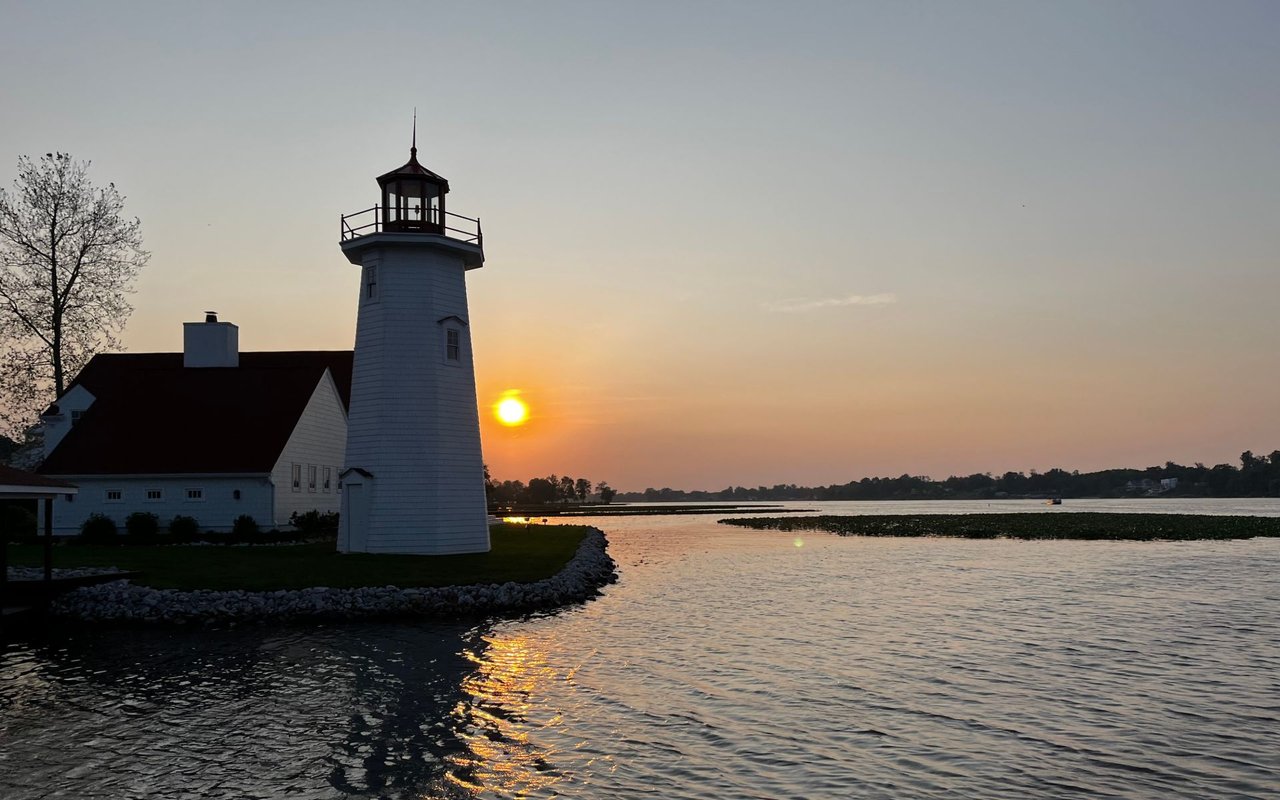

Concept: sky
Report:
left=2, top=1, right=1277, bottom=491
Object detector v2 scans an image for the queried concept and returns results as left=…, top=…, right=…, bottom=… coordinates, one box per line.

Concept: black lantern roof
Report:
left=376, top=149, right=450, bottom=192
left=376, top=116, right=450, bottom=193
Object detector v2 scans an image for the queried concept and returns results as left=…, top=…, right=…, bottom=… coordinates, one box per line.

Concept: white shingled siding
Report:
left=270, top=370, right=348, bottom=527
left=48, top=475, right=273, bottom=535
left=341, top=238, right=490, bottom=554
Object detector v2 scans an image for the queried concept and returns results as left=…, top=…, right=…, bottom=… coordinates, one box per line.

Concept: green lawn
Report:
left=6, top=524, right=588, bottom=591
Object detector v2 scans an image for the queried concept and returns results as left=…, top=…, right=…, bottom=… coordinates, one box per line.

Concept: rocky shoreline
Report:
left=50, top=528, right=617, bottom=625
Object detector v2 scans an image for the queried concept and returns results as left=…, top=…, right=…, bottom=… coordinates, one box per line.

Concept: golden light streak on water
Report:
left=445, top=634, right=562, bottom=796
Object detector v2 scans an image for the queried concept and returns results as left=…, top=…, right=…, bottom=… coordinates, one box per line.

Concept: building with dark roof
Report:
left=38, top=314, right=351, bottom=533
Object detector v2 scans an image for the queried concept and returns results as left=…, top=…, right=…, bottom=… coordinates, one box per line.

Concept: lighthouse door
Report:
left=347, top=483, right=369, bottom=550
left=339, top=469, right=373, bottom=552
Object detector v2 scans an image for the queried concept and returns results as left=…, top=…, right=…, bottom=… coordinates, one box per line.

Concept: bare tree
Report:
left=0, top=152, right=148, bottom=438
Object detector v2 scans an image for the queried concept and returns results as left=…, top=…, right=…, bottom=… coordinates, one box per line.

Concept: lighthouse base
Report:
left=337, top=468, right=491, bottom=555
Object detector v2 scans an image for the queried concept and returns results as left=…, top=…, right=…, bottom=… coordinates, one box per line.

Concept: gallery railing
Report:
left=340, top=206, right=483, bottom=247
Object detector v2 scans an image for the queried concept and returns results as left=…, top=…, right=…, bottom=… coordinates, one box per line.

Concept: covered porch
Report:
left=0, top=465, right=78, bottom=627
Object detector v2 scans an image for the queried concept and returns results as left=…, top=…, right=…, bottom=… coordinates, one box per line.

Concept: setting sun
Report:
left=495, top=393, right=530, bottom=427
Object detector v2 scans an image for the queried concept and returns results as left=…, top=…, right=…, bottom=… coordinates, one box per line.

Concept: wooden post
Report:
left=0, top=500, right=8, bottom=614
left=43, top=497, right=53, bottom=586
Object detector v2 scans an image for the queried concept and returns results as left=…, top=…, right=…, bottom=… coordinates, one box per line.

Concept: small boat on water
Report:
left=1046, top=497, right=1062, bottom=505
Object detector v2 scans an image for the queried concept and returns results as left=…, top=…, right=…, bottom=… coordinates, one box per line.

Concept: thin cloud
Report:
left=764, top=293, right=898, bottom=313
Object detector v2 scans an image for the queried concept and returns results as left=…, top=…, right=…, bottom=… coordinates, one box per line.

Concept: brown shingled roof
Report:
left=39, top=351, right=352, bottom=476
left=0, top=464, right=77, bottom=490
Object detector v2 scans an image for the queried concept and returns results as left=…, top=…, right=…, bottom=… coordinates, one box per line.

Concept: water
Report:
left=3, top=499, right=1279, bottom=798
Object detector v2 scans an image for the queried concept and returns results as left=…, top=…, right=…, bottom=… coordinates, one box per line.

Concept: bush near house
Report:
left=168, top=515, right=200, bottom=538
left=232, top=514, right=260, bottom=537
left=125, top=512, right=161, bottom=543
left=80, top=513, right=119, bottom=545
left=289, top=510, right=339, bottom=538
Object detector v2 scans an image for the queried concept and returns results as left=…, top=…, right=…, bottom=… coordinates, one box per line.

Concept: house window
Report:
left=308, top=465, right=317, bottom=492
left=233, top=489, right=242, bottom=501
left=105, top=489, right=123, bottom=502
left=446, top=328, right=460, bottom=361
left=185, top=488, right=204, bottom=502
left=323, top=467, right=332, bottom=493
left=71, top=409, right=84, bottom=427
left=292, top=463, right=301, bottom=492
left=365, top=264, right=378, bottom=300
left=145, top=489, right=163, bottom=502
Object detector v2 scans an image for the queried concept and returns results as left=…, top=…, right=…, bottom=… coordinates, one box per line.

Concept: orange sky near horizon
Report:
left=3, top=3, right=1278, bottom=492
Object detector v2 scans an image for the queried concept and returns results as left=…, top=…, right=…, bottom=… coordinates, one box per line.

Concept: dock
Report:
left=1, top=571, right=143, bottom=633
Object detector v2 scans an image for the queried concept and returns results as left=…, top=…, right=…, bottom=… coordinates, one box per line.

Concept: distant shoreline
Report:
left=493, top=503, right=804, bottom=517
left=613, top=452, right=1280, bottom=503
left=493, top=495, right=1280, bottom=520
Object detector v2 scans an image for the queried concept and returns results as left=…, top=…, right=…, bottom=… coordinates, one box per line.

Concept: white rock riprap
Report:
left=51, top=528, right=617, bottom=624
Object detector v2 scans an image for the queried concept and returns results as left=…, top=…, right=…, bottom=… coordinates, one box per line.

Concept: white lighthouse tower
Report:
left=336, top=132, right=489, bottom=554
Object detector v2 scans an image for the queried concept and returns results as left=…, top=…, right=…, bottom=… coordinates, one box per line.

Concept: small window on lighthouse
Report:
left=446, top=328, right=460, bottom=361
left=365, top=264, right=378, bottom=300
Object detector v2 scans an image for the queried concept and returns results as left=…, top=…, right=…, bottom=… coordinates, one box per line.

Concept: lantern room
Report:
left=376, top=143, right=450, bottom=234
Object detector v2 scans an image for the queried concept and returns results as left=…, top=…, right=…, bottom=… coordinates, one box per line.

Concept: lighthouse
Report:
left=336, top=133, right=489, bottom=554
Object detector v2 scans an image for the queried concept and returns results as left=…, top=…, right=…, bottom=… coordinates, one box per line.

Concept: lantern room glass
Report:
left=381, top=179, right=444, bottom=233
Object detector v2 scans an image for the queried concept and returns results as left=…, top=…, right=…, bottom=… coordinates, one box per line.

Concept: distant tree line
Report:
left=616, top=449, right=1280, bottom=502
left=485, top=466, right=616, bottom=506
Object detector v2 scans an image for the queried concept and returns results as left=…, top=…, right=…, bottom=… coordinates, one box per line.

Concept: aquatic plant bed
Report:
left=34, top=526, right=615, bottom=625
left=6, top=524, right=588, bottom=591
left=718, top=513, right=1280, bottom=541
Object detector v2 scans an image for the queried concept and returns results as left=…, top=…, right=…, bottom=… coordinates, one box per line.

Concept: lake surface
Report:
left=3, top=499, right=1279, bottom=798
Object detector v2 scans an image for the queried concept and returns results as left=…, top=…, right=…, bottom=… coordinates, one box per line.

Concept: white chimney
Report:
left=183, top=311, right=239, bottom=368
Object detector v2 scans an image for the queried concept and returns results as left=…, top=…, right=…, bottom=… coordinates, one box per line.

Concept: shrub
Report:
left=289, top=509, right=339, bottom=538
left=80, top=513, right=119, bottom=545
left=125, top=511, right=160, bottom=543
left=232, top=514, right=260, bottom=537
left=168, top=514, right=200, bottom=539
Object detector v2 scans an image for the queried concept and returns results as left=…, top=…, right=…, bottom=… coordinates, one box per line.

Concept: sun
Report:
left=494, top=393, right=530, bottom=427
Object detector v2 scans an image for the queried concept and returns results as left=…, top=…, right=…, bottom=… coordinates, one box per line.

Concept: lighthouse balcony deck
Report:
left=340, top=206, right=482, bottom=247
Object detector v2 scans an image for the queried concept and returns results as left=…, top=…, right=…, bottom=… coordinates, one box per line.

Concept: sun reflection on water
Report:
left=444, top=634, right=563, bottom=796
